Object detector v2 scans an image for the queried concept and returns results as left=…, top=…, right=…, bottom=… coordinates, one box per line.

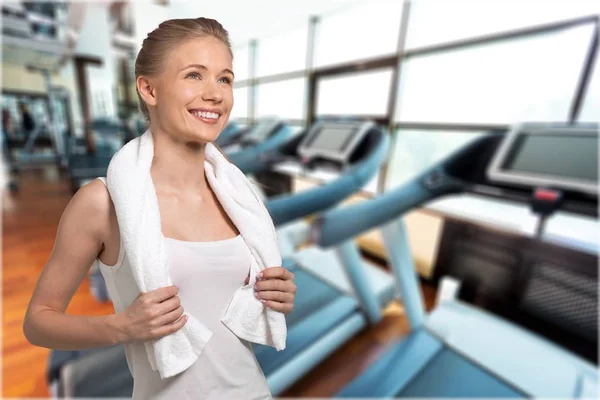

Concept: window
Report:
left=578, top=53, right=599, bottom=122
left=231, top=86, right=249, bottom=119
left=384, top=129, right=486, bottom=191
left=289, top=125, right=306, bottom=135
left=406, top=0, right=599, bottom=50
left=88, top=65, right=116, bottom=118
left=316, top=68, right=393, bottom=116
left=395, top=24, right=595, bottom=124
left=314, top=0, right=404, bottom=68
left=256, top=27, right=308, bottom=77
left=256, top=78, right=307, bottom=120
left=233, top=45, right=251, bottom=81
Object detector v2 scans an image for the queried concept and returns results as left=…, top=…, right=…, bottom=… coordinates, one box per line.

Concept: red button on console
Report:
left=534, top=189, right=559, bottom=202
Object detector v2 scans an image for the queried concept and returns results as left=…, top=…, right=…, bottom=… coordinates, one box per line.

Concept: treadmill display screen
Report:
left=308, top=126, right=356, bottom=152
left=502, top=134, right=598, bottom=181
left=247, top=122, right=276, bottom=142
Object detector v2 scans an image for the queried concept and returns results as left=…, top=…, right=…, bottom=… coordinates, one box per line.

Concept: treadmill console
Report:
left=297, top=120, right=375, bottom=167
left=241, top=119, right=283, bottom=145
left=487, top=123, right=598, bottom=196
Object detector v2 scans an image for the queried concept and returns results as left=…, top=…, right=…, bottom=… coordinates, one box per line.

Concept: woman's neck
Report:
left=149, top=125, right=210, bottom=192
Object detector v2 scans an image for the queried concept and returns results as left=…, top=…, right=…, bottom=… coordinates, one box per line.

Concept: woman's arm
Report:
left=23, top=180, right=126, bottom=350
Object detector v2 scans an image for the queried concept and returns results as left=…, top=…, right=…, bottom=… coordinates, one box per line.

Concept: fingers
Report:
left=254, top=278, right=297, bottom=294
left=153, top=313, right=188, bottom=338
left=255, top=290, right=294, bottom=304
left=258, top=267, right=295, bottom=281
left=254, top=270, right=296, bottom=316
left=154, top=306, right=185, bottom=327
left=147, top=285, right=178, bottom=302
left=156, top=295, right=181, bottom=315
left=263, top=300, right=294, bottom=314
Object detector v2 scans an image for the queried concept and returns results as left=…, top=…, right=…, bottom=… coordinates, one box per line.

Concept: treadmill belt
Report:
left=69, top=155, right=112, bottom=177
left=60, top=345, right=133, bottom=398
left=337, top=329, right=525, bottom=398
left=400, top=347, right=525, bottom=398
left=278, top=261, right=346, bottom=326
left=253, top=261, right=358, bottom=375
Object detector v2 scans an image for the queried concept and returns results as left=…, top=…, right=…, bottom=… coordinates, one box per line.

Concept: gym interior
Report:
left=2, top=1, right=599, bottom=398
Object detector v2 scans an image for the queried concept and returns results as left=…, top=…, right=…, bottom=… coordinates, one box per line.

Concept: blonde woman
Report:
left=24, top=18, right=296, bottom=399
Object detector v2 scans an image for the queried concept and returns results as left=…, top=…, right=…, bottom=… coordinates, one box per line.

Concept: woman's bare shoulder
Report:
left=65, top=179, right=115, bottom=240
left=72, top=179, right=111, bottom=212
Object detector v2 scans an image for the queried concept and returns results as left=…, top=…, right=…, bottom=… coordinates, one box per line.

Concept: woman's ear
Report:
left=137, top=76, right=157, bottom=108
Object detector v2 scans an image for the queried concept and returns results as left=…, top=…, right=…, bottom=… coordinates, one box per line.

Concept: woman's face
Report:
left=144, top=36, right=234, bottom=144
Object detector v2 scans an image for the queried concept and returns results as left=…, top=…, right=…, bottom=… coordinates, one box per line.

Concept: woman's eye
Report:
left=186, top=72, right=201, bottom=80
left=219, top=76, right=233, bottom=85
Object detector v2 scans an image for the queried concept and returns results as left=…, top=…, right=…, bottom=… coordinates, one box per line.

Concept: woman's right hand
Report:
left=114, top=285, right=188, bottom=343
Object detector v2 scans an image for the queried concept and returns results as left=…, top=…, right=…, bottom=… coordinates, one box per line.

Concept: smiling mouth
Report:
left=189, top=109, right=221, bottom=124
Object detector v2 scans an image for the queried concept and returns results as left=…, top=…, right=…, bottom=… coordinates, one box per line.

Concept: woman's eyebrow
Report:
left=180, top=64, right=235, bottom=77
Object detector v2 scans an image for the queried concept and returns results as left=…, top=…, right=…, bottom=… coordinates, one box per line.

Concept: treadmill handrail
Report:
left=266, top=128, right=390, bottom=226
left=214, top=122, right=244, bottom=147
left=228, top=125, right=294, bottom=175
left=310, top=133, right=495, bottom=247
left=312, top=171, right=463, bottom=248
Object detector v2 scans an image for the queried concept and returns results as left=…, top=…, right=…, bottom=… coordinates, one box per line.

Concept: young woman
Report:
left=24, top=18, right=296, bottom=399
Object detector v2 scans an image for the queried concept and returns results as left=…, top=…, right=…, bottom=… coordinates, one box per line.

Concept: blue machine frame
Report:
left=310, top=128, right=598, bottom=398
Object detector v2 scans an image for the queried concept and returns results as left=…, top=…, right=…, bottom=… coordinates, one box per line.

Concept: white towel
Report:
left=106, top=129, right=287, bottom=379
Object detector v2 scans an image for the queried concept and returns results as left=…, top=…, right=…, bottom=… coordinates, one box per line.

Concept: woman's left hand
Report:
left=250, top=267, right=296, bottom=314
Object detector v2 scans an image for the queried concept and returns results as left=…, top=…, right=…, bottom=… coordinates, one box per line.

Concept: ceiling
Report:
left=0, top=0, right=369, bottom=69
left=168, top=0, right=368, bottom=45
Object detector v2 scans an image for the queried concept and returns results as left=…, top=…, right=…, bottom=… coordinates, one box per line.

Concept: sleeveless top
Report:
left=95, top=178, right=272, bottom=400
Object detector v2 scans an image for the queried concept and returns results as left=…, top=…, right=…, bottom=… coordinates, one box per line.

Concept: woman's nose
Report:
left=201, top=80, right=223, bottom=103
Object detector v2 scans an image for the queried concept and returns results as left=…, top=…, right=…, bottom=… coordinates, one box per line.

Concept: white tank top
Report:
left=96, top=179, right=272, bottom=400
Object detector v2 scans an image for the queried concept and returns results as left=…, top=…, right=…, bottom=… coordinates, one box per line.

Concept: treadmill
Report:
left=309, top=122, right=598, bottom=398
left=67, top=118, right=127, bottom=193
left=223, top=118, right=296, bottom=174
left=213, top=120, right=244, bottom=148
left=47, top=119, right=397, bottom=397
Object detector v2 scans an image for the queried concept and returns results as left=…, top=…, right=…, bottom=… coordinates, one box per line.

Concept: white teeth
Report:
left=192, top=110, right=219, bottom=119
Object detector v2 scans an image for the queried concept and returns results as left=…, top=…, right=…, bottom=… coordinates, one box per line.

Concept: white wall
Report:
left=131, top=1, right=170, bottom=54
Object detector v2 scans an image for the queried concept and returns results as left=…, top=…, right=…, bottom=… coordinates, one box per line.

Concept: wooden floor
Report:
left=2, top=167, right=437, bottom=398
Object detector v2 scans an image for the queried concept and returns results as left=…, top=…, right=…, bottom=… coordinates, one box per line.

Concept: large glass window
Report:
left=256, top=78, right=306, bottom=120
left=395, top=24, right=595, bottom=124
left=1, top=94, right=50, bottom=136
left=578, top=53, right=599, bottom=122
left=316, top=68, right=393, bottom=116
left=231, top=86, right=249, bottom=119
left=289, top=125, right=306, bottom=135
left=233, top=45, right=250, bottom=81
left=256, top=27, right=308, bottom=77
left=384, top=129, right=486, bottom=191
left=314, top=0, right=404, bottom=68
left=88, top=65, right=116, bottom=118
left=406, top=0, right=599, bottom=50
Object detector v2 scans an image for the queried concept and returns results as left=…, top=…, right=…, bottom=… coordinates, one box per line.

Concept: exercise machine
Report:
left=213, top=120, right=245, bottom=147
left=48, top=119, right=397, bottom=397
left=67, top=117, right=128, bottom=193
left=309, top=122, right=598, bottom=398
left=224, top=118, right=295, bottom=174
left=3, top=78, right=70, bottom=173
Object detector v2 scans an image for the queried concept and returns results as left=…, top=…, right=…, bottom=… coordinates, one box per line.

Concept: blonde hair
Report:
left=134, top=17, right=232, bottom=120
